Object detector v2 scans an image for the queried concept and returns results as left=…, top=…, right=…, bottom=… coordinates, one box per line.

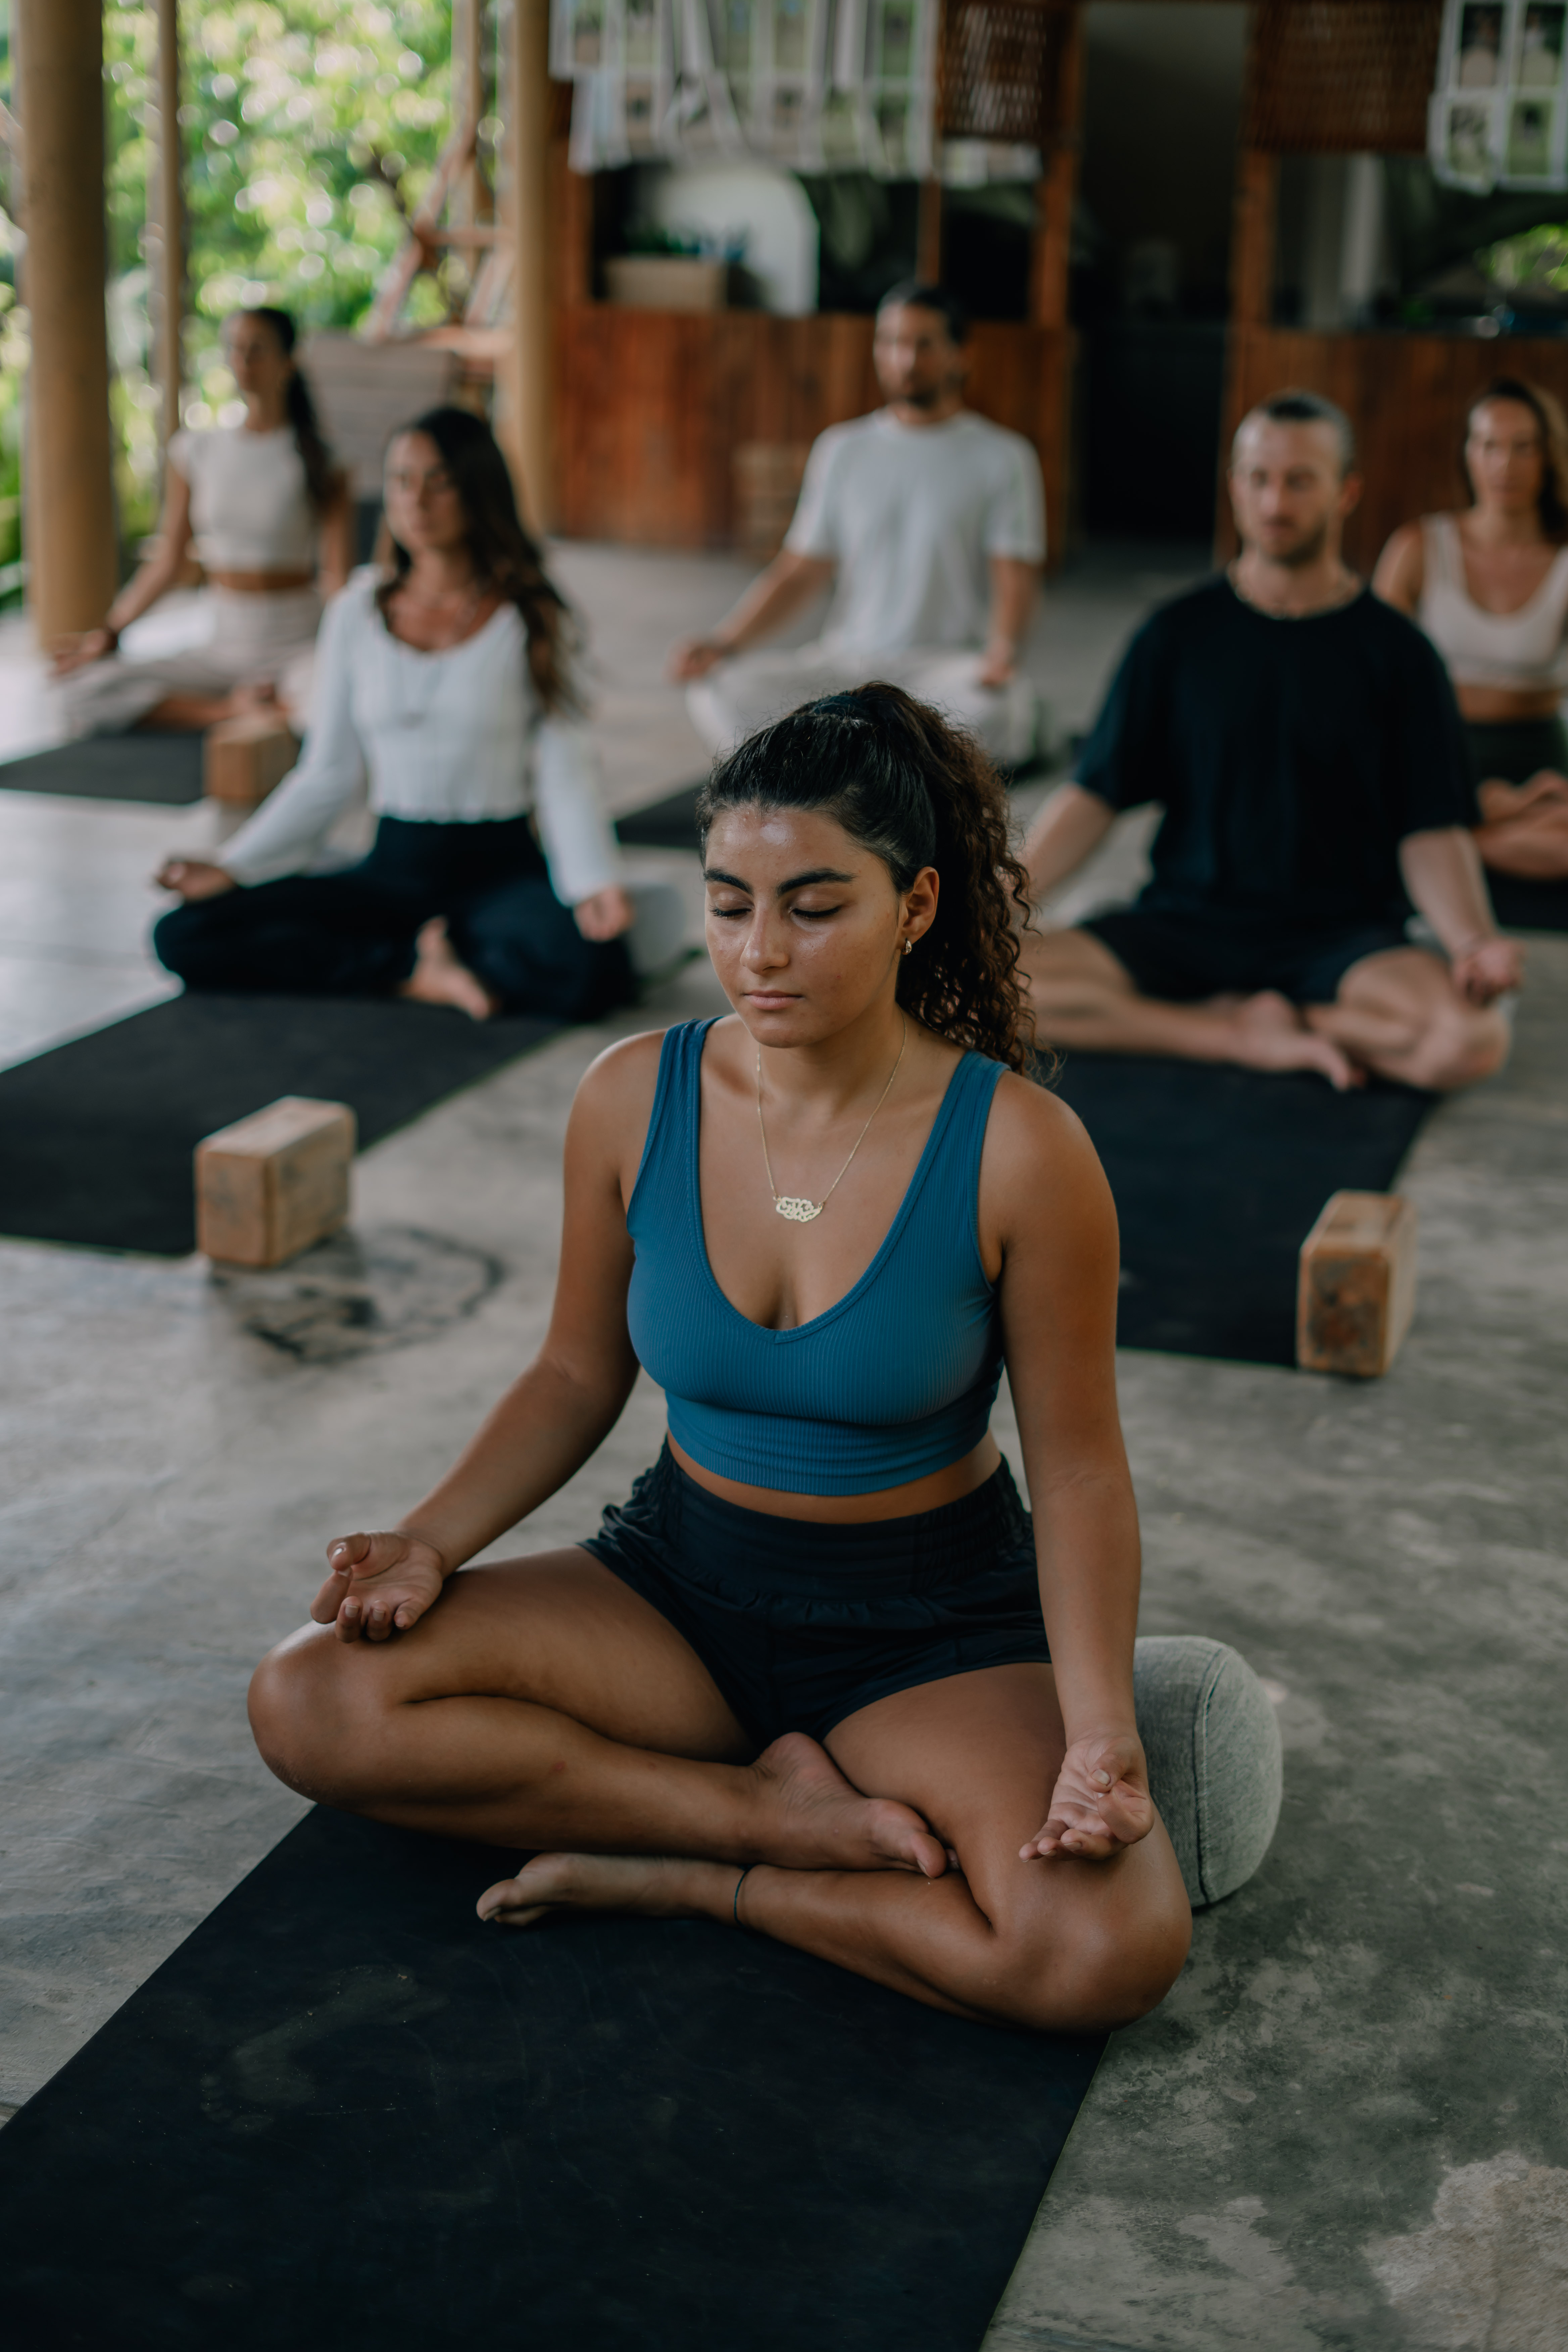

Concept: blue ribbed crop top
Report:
left=625, top=1019, right=1006, bottom=1496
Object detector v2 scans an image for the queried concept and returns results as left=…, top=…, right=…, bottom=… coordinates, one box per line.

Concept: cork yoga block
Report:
left=1296, top=1190, right=1418, bottom=1378
left=195, top=1097, right=356, bottom=1269
left=203, top=716, right=298, bottom=807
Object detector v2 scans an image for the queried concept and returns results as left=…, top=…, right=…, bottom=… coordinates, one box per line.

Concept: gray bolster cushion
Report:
left=1134, top=1635, right=1284, bottom=1910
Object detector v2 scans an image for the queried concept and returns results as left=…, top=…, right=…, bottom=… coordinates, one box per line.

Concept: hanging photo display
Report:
left=1431, top=0, right=1568, bottom=189
left=555, top=0, right=940, bottom=176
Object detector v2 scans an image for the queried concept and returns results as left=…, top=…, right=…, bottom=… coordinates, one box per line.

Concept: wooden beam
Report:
left=151, top=0, right=185, bottom=454
left=501, top=0, right=553, bottom=531
left=15, top=0, right=119, bottom=641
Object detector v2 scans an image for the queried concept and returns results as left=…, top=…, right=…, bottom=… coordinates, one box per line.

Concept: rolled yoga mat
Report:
left=0, top=732, right=206, bottom=805
left=1048, top=1051, right=1434, bottom=1366
left=0, top=992, right=556, bottom=1256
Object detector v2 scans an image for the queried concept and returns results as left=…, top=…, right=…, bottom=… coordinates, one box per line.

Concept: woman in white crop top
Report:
left=151, top=407, right=636, bottom=1023
left=53, top=308, right=352, bottom=735
left=1376, top=377, right=1568, bottom=884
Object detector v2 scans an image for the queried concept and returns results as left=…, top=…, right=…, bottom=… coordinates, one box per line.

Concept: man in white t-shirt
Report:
left=669, top=283, right=1046, bottom=764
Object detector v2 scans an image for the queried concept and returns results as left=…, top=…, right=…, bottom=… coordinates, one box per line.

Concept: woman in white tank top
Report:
left=52, top=308, right=352, bottom=736
left=1375, top=377, right=1568, bottom=884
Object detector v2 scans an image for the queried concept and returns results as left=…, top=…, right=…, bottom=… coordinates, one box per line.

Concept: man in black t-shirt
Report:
left=1020, top=391, right=1523, bottom=1090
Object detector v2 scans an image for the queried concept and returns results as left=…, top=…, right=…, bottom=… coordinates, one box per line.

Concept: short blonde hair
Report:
left=1234, top=388, right=1356, bottom=477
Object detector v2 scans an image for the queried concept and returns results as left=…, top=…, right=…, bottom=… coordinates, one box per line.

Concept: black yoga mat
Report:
left=0, top=992, right=555, bottom=1256
left=0, top=1808, right=1102, bottom=2352
left=612, top=767, right=1048, bottom=854
left=0, top=730, right=206, bottom=804
left=617, top=782, right=702, bottom=850
left=1049, top=1051, right=1434, bottom=1366
left=1487, top=871, right=1568, bottom=931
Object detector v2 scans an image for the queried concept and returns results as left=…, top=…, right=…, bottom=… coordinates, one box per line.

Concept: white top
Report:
left=167, top=424, right=317, bottom=570
left=220, top=570, right=622, bottom=906
left=1416, top=513, right=1568, bottom=692
left=783, top=408, right=1045, bottom=655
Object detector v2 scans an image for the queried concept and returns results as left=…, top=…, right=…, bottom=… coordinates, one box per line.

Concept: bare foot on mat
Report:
left=749, top=1731, right=947, bottom=1875
left=1226, top=990, right=1362, bottom=1091
left=399, top=917, right=499, bottom=1022
left=478, top=1852, right=737, bottom=1929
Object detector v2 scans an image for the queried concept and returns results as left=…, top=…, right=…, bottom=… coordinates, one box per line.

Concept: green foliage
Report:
left=1, top=1, right=461, bottom=574
left=1482, top=222, right=1568, bottom=291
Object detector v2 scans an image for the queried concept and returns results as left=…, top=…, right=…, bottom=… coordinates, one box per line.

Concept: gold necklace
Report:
left=756, top=1018, right=907, bottom=1224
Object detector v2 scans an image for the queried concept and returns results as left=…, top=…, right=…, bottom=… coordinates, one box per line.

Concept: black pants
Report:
left=154, top=816, right=635, bottom=1023
left=1463, top=715, right=1568, bottom=790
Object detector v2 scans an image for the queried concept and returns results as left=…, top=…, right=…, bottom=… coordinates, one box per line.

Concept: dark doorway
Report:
left=1075, top=2, right=1247, bottom=539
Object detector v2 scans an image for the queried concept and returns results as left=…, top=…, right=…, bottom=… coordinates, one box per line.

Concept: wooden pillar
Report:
left=1030, top=4, right=1084, bottom=329
left=502, top=0, right=553, bottom=532
left=451, top=0, right=490, bottom=227
left=916, top=179, right=943, bottom=284
left=1216, top=146, right=1280, bottom=555
left=1027, top=2, right=1084, bottom=571
left=150, top=0, right=186, bottom=453
left=1229, top=148, right=1279, bottom=330
left=16, top=0, right=118, bottom=640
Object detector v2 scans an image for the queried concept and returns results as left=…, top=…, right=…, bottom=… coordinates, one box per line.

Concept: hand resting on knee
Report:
left=312, top=1527, right=449, bottom=1642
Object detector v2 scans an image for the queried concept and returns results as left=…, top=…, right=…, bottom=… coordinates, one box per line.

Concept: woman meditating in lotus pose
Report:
left=152, top=406, right=635, bottom=1025
left=53, top=307, right=351, bottom=734
left=1376, top=377, right=1568, bottom=885
left=247, top=685, right=1200, bottom=2030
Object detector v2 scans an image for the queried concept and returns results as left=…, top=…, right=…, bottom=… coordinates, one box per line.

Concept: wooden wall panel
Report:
left=554, top=307, right=1074, bottom=566
left=1217, top=327, right=1568, bottom=571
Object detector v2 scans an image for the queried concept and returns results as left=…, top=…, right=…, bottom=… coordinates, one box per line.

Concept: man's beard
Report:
left=895, top=379, right=945, bottom=410
left=1260, top=518, right=1329, bottom=568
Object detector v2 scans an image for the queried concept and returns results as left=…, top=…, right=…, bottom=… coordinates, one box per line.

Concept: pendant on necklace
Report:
left=773, top=1195, right=822, bottom=1223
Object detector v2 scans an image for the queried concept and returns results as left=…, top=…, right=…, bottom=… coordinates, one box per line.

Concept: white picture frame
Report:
left=1501, top=88, right=1566, bottom=181
left=1514, top=0, right=1568, bottom=87
left=1431, top=87, right=1504, bottom=188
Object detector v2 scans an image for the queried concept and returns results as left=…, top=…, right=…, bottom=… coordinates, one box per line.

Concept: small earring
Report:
left=901, top=938, right=913, bottom=957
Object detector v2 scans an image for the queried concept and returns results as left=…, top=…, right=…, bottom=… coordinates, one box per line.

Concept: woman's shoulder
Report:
left=327, top=566, right=389, bottom=622
left=981, top=1064, right=1109, bottom=1206
left=1372, top=518, right=1434, bottom=605
left=570, top=1025, right=711, bottom=1169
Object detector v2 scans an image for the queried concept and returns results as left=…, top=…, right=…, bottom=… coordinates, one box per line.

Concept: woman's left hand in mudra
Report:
left=1021, top=1730, right=1155, bottom=1863
left=155, top=857, right=236, bottom=900
left=574, top=884, right=636, bottom=942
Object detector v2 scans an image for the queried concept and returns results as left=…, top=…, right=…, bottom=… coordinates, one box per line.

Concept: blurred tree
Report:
left=1, top=1, right=460, bottom=585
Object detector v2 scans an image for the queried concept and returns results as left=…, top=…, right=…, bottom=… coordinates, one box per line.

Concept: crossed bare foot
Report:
left=398, top=917, right=499, bottom=1022
left=1225, top=989, right=1362, bottom=1092
left=475, top=1731, right=947, bottom=1928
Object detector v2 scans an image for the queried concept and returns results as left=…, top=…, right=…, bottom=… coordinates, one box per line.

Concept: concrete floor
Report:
left=1, top=544, right=1564, bottom=2347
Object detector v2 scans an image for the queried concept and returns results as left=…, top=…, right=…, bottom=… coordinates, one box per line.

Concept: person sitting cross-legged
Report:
left=1019, top=389, right=1522, bottom=1094
left=246, top=687, right=1286, bottom=2037
left=669, top=282, right=1045, bottom=767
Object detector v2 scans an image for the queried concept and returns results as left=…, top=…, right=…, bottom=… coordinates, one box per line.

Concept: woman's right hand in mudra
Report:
left=154, top=858, right=236, bottom=900
left=49, top=625, right=117, bottom=676
left=311, top=1530, right=448, bottom=1642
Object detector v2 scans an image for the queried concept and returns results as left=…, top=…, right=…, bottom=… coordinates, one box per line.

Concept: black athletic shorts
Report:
left=1081, top=903, right=1411, bottom=1007
left=581, top=1444, right=1049, bottom=1749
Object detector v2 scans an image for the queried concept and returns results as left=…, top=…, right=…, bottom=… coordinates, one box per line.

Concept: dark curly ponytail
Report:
left=239, top=308, right=341, bottom=515
left=695, top=682, right=1038, bottom=1075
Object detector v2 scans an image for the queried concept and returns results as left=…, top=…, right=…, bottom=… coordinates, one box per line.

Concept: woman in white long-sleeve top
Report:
left=153, top=407, right=637, bottom=1023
